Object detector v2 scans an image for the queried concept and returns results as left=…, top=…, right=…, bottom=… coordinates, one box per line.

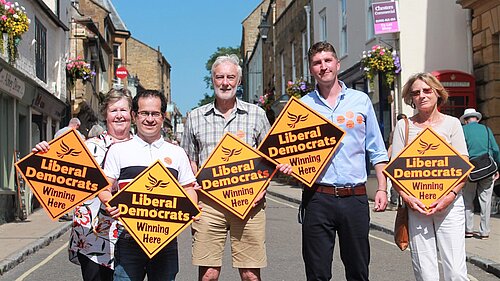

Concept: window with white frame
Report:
left=340, top=0, right=347, bottom=56
left=35, top=18, right=47, bottom=82
left=367, top=0, right=375, bottom=40
left=319, top=8, right=327, bottom=42
left=302, top=32, right=308, bottom=81
left=291, top=41, right=296, bottom=80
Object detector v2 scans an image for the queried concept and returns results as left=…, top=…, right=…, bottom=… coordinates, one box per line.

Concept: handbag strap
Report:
left=398, top=117, right=410, bottom=208
left=485, top=125, right=491, bottom=156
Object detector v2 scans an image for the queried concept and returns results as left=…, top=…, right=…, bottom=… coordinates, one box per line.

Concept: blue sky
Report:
left=113, top=1, right=263, bottom=115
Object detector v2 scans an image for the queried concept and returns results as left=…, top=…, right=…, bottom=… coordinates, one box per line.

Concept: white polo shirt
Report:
left=104, top=135, right=196, bottom=189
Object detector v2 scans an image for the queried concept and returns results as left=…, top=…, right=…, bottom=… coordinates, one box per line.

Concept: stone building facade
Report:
left=127, top=37, right=176, bottom=131
left=458, top=0, right=500, bottom=140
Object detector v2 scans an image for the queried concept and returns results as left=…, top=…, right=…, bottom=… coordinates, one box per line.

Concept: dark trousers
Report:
left=301, top=191, right=370, bottom=281
left=77, top=252, right=114, bottom=281
left=114, top=230, right=179, bottom=281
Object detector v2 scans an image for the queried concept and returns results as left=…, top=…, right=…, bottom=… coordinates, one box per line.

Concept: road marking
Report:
left=269, top=194, right=484, bottom=281
left=267, top=196, right=297, bottom=208
left=15, top=241, right=68, bottom=281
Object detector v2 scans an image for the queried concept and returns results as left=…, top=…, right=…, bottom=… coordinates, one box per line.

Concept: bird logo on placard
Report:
left=221, top=146, right=242, bottom=162
left=417, top=139, right=439, bottom=155
left=145, top=174, right=169, bottom=191
left=287, top=112, right=308, bottom=128
left=56, top=141, right=81, bottom=158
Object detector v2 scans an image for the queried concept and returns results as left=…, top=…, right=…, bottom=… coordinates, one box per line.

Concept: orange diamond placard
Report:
left=107, top=160, right=201, bottom=258
left=383, top=127, right=473, bottom=209
left=196, top=133, right=277, bottom=219
left=258, top=97, right=345, bottom=187
left=14, top=129, right=110, bottom=220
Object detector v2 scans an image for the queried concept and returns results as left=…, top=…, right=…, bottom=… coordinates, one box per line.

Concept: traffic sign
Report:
left=197, top=133, right=277, bottom=219
left=14, top=129, right=110, bottom=220
left=384, top=127, right=474, bottom=209
left=116, top=66, right=128, bottom=79
left=107, top=160, right=200, bottom=258
left=258, top=97, right=345, bottom=187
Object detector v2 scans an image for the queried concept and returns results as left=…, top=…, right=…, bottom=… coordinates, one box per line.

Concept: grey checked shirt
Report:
left=181, top=99, right=271, bottom=168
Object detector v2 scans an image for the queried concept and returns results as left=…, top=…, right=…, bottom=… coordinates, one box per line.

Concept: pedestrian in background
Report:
left=98, top=89, right=198, bottom=281
left=299, top=41, right=388, bottom=281
left=87, top=123, right=105, bottom=139
left=387, top=113, right=407, bottom=210
left=391, top=72, right=469, bottom=281
left=181, top=54, right=291, bottom=281
left=461, top=108, right=500, bottom=240
left=55, top=117, right=85, bottom=139
left=33, top=88, right=134, bottom=281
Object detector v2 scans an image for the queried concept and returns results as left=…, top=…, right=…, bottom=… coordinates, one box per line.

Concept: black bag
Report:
left=469, top=153, right=497, bottom=182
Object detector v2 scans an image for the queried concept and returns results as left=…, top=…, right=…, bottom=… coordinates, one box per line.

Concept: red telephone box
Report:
left=431, top=70, right=476, bottom=119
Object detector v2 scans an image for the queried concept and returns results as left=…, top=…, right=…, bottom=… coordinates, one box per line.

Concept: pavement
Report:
left=0, top=177, right=499, bottom=277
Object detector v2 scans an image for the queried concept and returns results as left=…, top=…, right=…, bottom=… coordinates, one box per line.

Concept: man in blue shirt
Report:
left=299, top=41, right=388, bottom=281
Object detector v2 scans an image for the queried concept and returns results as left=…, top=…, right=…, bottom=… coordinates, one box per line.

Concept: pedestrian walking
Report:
left=461, top=108, right=500, bottom=240
left=55, top=117, right=85, bottom=140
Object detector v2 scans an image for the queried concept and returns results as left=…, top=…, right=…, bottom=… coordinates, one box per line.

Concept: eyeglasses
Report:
left=410, top=88, right=434, bottom=96
left=136, top=111, right=163, bottom=118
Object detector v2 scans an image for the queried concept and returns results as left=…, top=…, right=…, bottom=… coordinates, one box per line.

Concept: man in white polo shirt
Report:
left=98, top=89, right=198, bottom=281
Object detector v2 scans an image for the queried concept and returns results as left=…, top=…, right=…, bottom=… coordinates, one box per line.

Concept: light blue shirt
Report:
left=301, top=81, right=388, bottom=186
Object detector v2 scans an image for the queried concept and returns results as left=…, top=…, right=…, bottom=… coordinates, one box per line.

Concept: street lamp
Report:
left=258, top=11, right=271, bottom=41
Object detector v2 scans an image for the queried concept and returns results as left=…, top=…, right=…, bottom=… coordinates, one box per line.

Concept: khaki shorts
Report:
left=192, top=198, right=267, bottom=268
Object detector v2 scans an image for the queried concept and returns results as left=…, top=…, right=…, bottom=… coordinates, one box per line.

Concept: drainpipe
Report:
left=465, top=9, right=473, bottom=74
left=304, top=4, right=311, bottom=83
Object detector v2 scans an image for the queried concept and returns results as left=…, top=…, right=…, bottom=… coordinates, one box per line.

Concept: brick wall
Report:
left=127, top=37, right=162, bottom=91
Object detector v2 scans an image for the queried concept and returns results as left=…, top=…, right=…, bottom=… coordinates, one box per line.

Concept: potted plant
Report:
left=257, top=88, right=276, bottom=123
left=361, top=45, right=401, bottom=88
left=0, top=1, right=30, bottom=64
left=66, top=56, right=95, bottom=84
left=285, top=78, right=314, bottom=99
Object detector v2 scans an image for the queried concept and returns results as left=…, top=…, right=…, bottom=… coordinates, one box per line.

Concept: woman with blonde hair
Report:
left=33, top=88, right=134, bottom=281
left=391, top=73, right=469, bottom=281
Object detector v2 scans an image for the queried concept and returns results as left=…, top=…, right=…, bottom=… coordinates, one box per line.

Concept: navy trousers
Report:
left=301, top=190, right=370, bottom=281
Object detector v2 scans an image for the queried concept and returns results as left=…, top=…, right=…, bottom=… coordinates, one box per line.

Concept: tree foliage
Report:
left=195, top=46, right=241, bottom=108
left=203, top=46, right=241, bottom=90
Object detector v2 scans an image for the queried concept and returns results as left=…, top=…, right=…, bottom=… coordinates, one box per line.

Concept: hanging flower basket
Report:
left=0, top=1, right=30, bottom=64
left=361, top=45, right=401, bottom=88
left=257, top=89, right=275, bottom=111
left=285, top=78, right=314, bottom=99
left=66, top=56, right=95, bottom=84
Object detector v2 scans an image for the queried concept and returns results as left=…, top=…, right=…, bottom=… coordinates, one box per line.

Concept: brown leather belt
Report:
left=313, top=184, right=366, bottom=197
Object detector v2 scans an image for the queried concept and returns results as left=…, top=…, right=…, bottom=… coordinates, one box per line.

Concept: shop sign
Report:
left=372, top=1, right=400, bottom=34
left=0, top=67, right=25, bottom=99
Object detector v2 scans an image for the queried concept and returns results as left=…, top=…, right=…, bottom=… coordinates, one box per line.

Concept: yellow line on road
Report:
left=15, top=241, right=69, bottom=281
left=268, top=194, right=482, bottom=281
